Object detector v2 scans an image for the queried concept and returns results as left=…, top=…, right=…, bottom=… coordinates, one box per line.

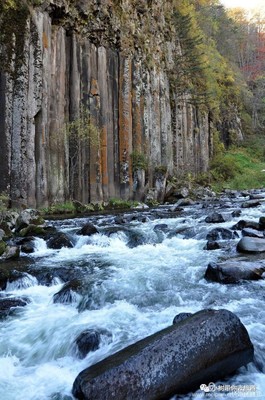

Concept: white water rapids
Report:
left=0, top=201, right=265, bottom=399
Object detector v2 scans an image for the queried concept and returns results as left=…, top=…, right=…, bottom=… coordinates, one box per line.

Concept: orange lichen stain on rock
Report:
left=90, top=78, right=99, bottom=96
left=132, top=89, right=143, bottom=152
left=42, top=31, right=48, bottom=49
left=89, top=132, right=99, bottom=187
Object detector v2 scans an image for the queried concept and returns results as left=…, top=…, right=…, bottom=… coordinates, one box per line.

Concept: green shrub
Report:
left=131, top=151, right=148, bottom=171
left=210, top=142, right=265, bottom=191
left=210, top=154, right=242, bottom=181
left=40, top=202, right=76, bottom=215
left=0, top=192, right=10, bottom=212
left=108, top=198, right=139, bottom=209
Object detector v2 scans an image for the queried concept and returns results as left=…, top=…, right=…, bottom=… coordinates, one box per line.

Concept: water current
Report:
left=0, top=194, right=265, bottom=400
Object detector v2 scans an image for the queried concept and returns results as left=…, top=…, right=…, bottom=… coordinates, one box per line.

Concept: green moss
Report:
left=131, top=151, right=148, bottom=171
left=0, top=222, right=12, bottom=238
left=108, top=198, right=139, bottom=209
left=0, top=192, right=9, bottom=212
left=155, top=165, right=168, bottom=175
left=19, top=225, right=45, bottom=237
left=0, top=241, right=7, bottom=256
left=40, top=202, right=76, bottom=216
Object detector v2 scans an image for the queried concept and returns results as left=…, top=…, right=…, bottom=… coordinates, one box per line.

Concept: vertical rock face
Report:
left=0, top=1, right=213, bottom=207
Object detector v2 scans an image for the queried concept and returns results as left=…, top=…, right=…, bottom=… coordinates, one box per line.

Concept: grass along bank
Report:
left=210, top=138, right=265, bottom=192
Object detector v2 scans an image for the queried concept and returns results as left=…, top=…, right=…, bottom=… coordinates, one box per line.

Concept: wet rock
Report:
left=0, top=296, right=30, bottom=319
left=223, top=189, right=239, bottom=198
left=219, top=201, right=232, bottom=209
left=241, top=200, right=261, bottom=208
left=41, top=226, right=58, bottom=240
left=205, top=261, right=265, bottom=284
left=154, top=224, right=168, bottom=232
left=18, top=224, right=46, bottom=237
left=249, top=193, right=265, bottom=200
left=259, top=216, right=265, bottom=230
left=75, top=329, right=101, bottom=358
left=205, top=212, right=225, bottom=223
left=173, top=312, right=193, bottom=324
left=114, top=215, right=131, bottom=224
left=0, top=230, right=5, bottom=241
left=241, top=190, right=250, bottom=197
left=72, top=309, right=254, bottom=400
left=218, top=196, right=230, bottom=203
left=179, top=227, right=197, bottom=239
left=15, top=236, right=36, bottom=254
left=21, top=241, right=35, bottom=254
left=100, top=226, right=127, bottom=237
left=206, top=228, right=237, bottom=241
left=129, top=214, right=149, bottom=223
left=169, top=206, right=184, bottom=213
left=204, top=241, right=221, bottom=251
left=0, top=222, right=12, bottom=238
left=242, top=228, right=264, bottom=239
left=2, top=245, right=20, bottom=260
left=46, top=232, right=74, bottom=249
left=1, top=211, right=19, bottom=230
left=53, top=279, right=83, bottom=304
left=174, top=198, right=195, bottom=207
left=126, top=230, right=146, bottom=248
left=77, top=223, right=99, bottom=236
left=36, top=266, right=86, bottom=287
left=232, top=220, right=260, bottom=231
left=237, top=237, right=265, bottom=253
left=172, top=187, right=190, bottom=199
left=0, top=258, right=34, bottom=290
left=193, top=186, right=216, bottom=200
left=231, top=209, right=241, bottom=218
left=132, top=203, right=149, bottom=210
left=15, top=209, right=44, bottom=232
left=0, top=257, right=82, bottom=289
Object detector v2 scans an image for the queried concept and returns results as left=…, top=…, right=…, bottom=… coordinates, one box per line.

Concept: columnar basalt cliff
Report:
left=0, top=0, right=214, bottom=207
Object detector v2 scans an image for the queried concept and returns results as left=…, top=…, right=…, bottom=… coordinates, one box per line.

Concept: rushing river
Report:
left=0, top=194, right=265, bottom=400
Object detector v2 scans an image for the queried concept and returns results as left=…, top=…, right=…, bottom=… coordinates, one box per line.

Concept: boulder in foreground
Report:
left=72, top=309, right=254, bottom=400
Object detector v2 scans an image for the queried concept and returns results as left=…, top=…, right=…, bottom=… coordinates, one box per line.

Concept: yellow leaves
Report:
left=2, top=0, right=17, bottom=10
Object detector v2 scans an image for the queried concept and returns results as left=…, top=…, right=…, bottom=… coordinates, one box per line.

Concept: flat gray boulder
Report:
left=205, top=261, right=265, bottom=284
left=237, top=237, right=265, bottom=253
left=72, top=309, right=253, bottom=399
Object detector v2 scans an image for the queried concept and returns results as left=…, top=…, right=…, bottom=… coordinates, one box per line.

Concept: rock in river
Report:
left=72, top=309, right=254, bottom=400
left=77, top=223, right=99, bottom=236
left=46, top=232, right=74, bottom=249
left=206, top=227, right=237, bottom=241
left=205, top=212, right=226, bottom=223
left=0, top=296, right=30, bottom=319
left=237, top=237, right=265, bottom=253
left=53, top=279, right=83, bottom=304
left=205, top=261, right=265, bottom=284
left=74, top=329, right=101, bottom=359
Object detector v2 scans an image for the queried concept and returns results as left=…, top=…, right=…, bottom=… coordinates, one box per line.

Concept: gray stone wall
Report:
left=0, top=2, right=212, bottom=207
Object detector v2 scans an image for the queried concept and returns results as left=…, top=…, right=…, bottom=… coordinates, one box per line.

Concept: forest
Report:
left=171, top=0, right=265, bottom=190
